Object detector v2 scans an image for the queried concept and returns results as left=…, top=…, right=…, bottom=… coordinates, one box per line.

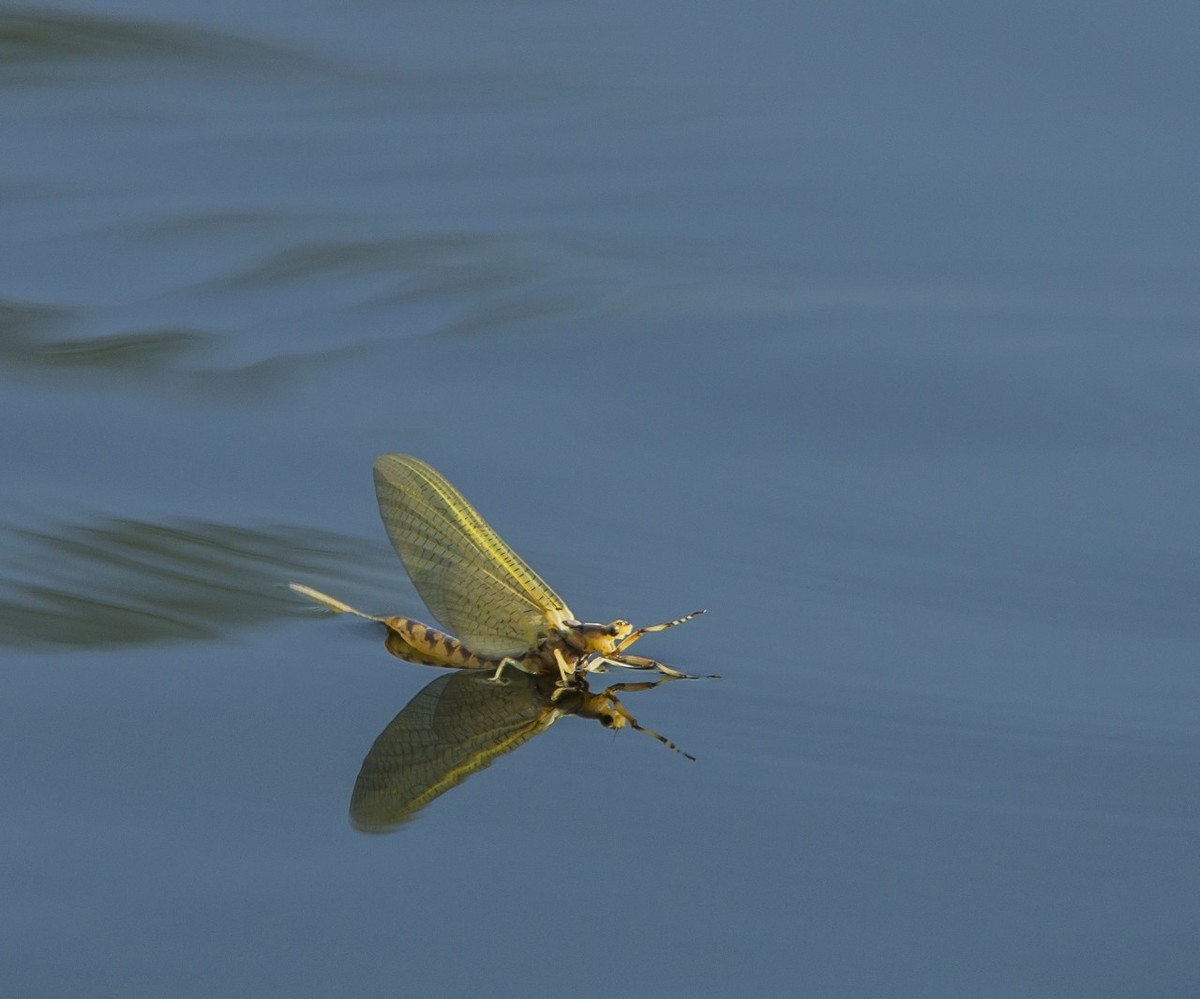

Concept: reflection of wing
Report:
left=350, top=670, right=558, bottom=832
left=373, top=454, right=572, bottom=657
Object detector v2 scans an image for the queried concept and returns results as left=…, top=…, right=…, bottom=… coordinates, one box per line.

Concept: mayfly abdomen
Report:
left=383, top=631, right=454, bottom=668
left=381, top=615, right=505, bottom=671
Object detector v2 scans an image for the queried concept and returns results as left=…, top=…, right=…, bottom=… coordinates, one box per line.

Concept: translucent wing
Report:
left=349, top=669, right=557, bottom=831
left=373, top=454, right=572, bottom=656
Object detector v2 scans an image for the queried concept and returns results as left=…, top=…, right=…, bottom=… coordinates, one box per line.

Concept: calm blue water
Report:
left=3, top=2, right=1198, bottom=995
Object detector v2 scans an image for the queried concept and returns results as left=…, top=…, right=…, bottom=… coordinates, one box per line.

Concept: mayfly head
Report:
left=563, top=619, right=634, bottom=656
left=574, top=691, right=695, bottom=761
left=574, top=691, right=630, bottom=730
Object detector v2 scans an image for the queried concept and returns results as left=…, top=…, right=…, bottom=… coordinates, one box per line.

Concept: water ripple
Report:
left=0, top=5, right=322, bottom=79
left=0, top=515, right=397, bottom=649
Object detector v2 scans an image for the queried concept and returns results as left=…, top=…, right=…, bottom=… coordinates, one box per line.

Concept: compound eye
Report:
left=598, top=713, right=614, bottom=728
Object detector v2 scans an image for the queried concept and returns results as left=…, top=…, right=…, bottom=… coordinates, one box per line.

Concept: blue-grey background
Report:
left=3, top=2, right=1198, bottom=995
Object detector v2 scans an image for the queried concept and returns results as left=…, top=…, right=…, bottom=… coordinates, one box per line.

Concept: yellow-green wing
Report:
left=349, top=669, right=557, bottom=831
left=373, top=454, right=572, bottom=656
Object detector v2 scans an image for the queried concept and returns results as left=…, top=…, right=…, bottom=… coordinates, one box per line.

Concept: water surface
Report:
left=3, top=2, right=1198, bottom=995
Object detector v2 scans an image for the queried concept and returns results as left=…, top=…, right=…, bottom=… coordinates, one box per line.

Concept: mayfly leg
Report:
left=593, top=652, right=719, bottom=680
left=600, top=677, right=680, bottom=694
left=486, top=657, right=529, bottom=684
left=614, top=609, right=706, bottom=654
left=605, top=699, right=696, bottom=761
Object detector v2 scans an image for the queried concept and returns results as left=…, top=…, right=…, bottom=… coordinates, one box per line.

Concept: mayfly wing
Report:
left=349, top=669, right=556, bottom=831
left=373, top=454, right=572, bottom=656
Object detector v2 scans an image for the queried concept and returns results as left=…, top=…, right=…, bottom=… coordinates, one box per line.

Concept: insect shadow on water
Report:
left=350, top=668, right=693, bottom=832
left=290, top=453, right=715, bottom=691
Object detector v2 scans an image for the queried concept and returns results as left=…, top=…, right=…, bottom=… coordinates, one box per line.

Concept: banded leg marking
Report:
left=614, top=609, right=706, bottom=653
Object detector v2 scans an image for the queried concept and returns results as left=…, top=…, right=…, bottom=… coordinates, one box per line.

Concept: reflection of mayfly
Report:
left=352, top=669, right=692, bottom=832
left=291, top=454, right=708, bottom=688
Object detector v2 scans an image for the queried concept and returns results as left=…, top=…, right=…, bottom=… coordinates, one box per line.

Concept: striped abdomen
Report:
left=381, top=616, right=513, bottom=670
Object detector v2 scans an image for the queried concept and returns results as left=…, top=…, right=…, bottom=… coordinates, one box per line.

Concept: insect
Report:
left=351, top=670, right=693, bottom=832
left=291, top=454, right=707, bottom=687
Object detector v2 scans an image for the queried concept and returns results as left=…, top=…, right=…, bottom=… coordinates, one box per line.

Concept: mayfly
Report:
left=290, top=454, right=707, bottom=687
left=352, top=670, right=693, bottom=832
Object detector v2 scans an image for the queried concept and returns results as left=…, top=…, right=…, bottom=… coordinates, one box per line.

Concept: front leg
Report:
left=600, top=677, right=679, bottom=694
left=610, top=653, right=720, bottom=680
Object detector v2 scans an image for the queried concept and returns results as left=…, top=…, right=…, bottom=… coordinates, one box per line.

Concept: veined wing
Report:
left=373, top=454, right=572, bottom=656
left=350, top=669, right=557, bottom=831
